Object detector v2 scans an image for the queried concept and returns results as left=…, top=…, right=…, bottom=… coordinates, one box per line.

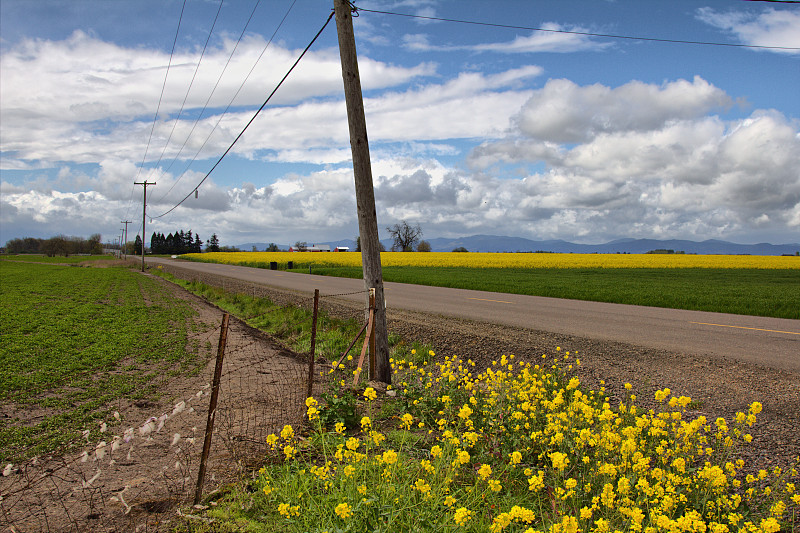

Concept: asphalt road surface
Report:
left=146, top=257, right=800, bottom=373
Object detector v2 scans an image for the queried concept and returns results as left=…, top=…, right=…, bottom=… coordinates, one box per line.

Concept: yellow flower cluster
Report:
left=254, top=352, right=798, bottom=531
left=182, top=250, right=799, bottom=270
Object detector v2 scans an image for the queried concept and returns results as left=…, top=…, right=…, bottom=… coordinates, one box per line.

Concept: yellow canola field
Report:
left=184, top=251, right=799, bottom=269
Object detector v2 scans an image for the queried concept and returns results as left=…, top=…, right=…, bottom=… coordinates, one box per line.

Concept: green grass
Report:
left=0, top=261, right=202, bottom=462
left=152, top=271, right=376, bottom=363
left=297, top=266, right=799, bottom=319
left=2, top=254, right=116, bottom=263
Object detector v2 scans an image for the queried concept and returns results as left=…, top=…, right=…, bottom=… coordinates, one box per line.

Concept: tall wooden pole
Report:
left=134, top=181, right=155, bottom=272
left=121, top=220, right=131, bottom=259
left=333, top=0, right=390, bottom=384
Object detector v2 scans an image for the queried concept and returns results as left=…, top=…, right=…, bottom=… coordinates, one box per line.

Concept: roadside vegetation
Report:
left=151, top=265, right=799, bottom=532
left=150, top=268, right=396, bottom=364
left=179, top=252, right=800, bottom=319
left=0, top=260, right=202, bottom=463
left=4, top=258, right=797, bottom=531
left=184, top=349, right=800, bottom=532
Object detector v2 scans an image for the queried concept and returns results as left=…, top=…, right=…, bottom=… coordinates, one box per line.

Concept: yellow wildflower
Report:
left=334, top=502, right=352, bottom=519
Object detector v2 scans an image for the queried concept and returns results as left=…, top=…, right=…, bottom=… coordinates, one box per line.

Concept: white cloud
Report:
left=697, top=7, right=800, bottom=53
left=0, top=31, right=434, bottom=166
left=460, top=78, right=800, bottom=241
left=513, top=77, right=732, bottom=143
left=2, top=24, right=797, bottom=246
left=403, top=23, right=602, bottom=53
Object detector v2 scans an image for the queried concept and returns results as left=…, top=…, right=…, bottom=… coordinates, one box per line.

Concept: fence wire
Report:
left=0, top=300, right=325, bottom=532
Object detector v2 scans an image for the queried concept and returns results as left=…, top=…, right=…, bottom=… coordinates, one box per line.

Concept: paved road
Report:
left=147, top=257, right=800, bottom=373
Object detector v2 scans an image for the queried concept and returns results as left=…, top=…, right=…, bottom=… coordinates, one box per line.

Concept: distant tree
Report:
left=266, top=242, right=279, bottom=252
left=150, top=232, right=161, bottom=254
left=41, top=235, right=77, bottom=257
left=5, top=237, right=39, bottom=254
left=294, top=241, right=308, bottom=252
left=417, top=240, right=432, bottom=252
left=184, top=230, right=194, bottom=254
left=218, top=245, right=241, bottom=252
left=87, top=234, right=103, bottom=254
left=193, top=234, right=203, bottom=253
left=207, top=233, right=220, bottom=252
left=386, top=220, right=422, bottom=252
left=452, top=246, right=468, bottom=253
left=134, top=235, right=143, bottom=255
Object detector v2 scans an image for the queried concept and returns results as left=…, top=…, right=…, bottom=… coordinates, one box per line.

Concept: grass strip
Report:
left=297, top=266, right=799, bottom=319
left=150, top=270, right=406, bottom=366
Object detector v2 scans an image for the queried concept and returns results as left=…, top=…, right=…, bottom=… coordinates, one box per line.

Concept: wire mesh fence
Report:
left=0, top=291, right=344, bottom=532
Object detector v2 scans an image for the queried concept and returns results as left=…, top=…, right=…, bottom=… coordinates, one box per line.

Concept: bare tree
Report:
left=386, top=221, right=423, bottom=252
left=417, top=240, right=432, bottom=252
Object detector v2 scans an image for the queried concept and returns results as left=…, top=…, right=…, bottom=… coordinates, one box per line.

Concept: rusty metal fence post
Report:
left=194, top=312, right=229, bottom=505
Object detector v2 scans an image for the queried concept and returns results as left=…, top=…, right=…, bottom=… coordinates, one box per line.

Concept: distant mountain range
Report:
left=239, top=235, right=800, bottom=256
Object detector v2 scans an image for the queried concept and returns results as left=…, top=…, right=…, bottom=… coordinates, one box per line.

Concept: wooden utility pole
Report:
left=121, top=220, right=132, bottom=259
left=134, top=181, right=155, bottom=272
left=333, top=0, right=390, bottom=384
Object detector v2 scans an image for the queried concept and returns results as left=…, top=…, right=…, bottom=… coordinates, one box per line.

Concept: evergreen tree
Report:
left=134, top=235, right=143, bottom=255
left=184, top=230, right=194, bottom=253
left=207, top=233, right=220, bottom=252
left=193, top=233, right=203, bottom=252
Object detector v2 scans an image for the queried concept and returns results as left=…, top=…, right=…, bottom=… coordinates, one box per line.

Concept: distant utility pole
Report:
left=334, top=0, right=390, bottom=384
left=121, top=220, right=132, bottom=259
left=134, top=181, right=155, bottom=272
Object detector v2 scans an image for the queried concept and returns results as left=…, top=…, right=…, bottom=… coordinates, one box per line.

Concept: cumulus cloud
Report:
left=512, top=77, right=732, bottom=143
left=0, top=31, right=433, bottom=165
left=2, top=24, right=797, bottom=246
left=697, top=7, right=800, bottom=53
left=464, top=78, right=800, bottom=241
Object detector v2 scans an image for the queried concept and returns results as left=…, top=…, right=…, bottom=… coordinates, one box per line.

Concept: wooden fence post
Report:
left=194, top=312, right=229, bottom=505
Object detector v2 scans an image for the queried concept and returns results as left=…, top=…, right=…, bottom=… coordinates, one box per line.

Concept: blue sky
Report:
left=1, top=0, right=798, bottom=248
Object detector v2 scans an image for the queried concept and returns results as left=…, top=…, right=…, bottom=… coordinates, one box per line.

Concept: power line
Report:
left=154, top=0, right=270, bottom=203
left=153, top=0, right=297, bottom=206
left=125, top=0, right=186, bottom=224
left=133, top=0, right=187, bottom=185
left=355, top=6, right=800, bottom=51
left=150, top=0, right=225, bottom=179
left=153, top=10, right=335, bottom=219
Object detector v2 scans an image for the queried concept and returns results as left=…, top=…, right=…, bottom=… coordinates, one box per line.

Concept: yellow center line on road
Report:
left=690, top=322, right=800, bottom=336
left=467, top=297, right=514, bottom=304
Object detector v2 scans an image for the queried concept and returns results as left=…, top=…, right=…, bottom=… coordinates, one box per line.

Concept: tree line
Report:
left=4, top=234, right=103, bottom=256
left=150, top=230, right=205, bottom=254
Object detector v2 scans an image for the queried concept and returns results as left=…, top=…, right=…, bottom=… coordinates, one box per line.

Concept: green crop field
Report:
left=297, top=266, right=800, bottom=319
left=0, top=260, right=204, bottom=463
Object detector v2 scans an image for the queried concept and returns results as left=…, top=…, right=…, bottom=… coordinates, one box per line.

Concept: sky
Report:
left=1, top=0, right=799, bottom=248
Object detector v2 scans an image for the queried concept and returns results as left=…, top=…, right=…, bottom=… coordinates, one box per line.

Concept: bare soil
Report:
left=0, top=268, right=309, bottom=533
